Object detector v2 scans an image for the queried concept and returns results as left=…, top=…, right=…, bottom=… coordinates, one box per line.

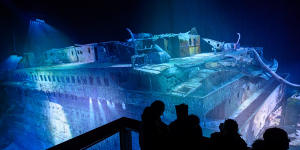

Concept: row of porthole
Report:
left=15, top=72, right=110, bottom=87
left=43, top=91, right=127, bottom=111
left=37, top=74, right=109, bottom=87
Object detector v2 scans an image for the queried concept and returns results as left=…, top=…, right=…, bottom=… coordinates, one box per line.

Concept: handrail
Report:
left=47, top=117, right=141, bottom=150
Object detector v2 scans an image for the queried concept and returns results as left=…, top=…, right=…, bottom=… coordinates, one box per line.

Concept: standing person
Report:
left=139, top=100, right=169, bottom=150
left=211, top=119, right=248, bottom=150
left=251, top=128, right=290, bottom=150
left=210, top=122, right=224, bottom=149
left=263, top=127, right=290, bottom=150
left=169, top=104, right=189, bottom=150
left=186, top=114, right=211, bottom=150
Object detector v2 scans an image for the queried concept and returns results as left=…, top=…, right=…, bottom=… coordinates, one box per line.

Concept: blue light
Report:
left=27, top=18, right=71, bottom=52
left=30, top=18, right=45, bottom=25
left=0, top=55, right=22, bottom=71
left=48, top=101, right=72, bottom=144
left=111, top=102, right=115, bottom=108
left=89, top=97, right=95, bottom=128
left=122, top=102, right=126, bottom=110
left=106, top=100, right=111, bottom=106
left=97, top=99, right=107, bottom=123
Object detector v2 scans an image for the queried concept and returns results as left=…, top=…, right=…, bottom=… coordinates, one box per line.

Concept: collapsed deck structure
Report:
left=0, top=28, right=292, bottom=149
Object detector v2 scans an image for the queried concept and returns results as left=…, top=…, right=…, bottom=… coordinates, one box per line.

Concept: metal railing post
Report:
left=120, top=128, right=132, bottom=150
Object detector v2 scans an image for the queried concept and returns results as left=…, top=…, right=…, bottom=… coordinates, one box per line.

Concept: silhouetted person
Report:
left=139, top=100, right=169, bottom=150
left=251, top=139, right=265, bottom=150
left=169, top=104, right=210, bottom=149
left=169, top=104, right=189, bottom=131
left=169, top=104, right=189, bottom=150
left=263, top=127, right=290, bottom=150
left=186, top=114, right=211, bottom=150
left=210, top=122, right=224, bottom=145
left=211, top=119, right=248, bottom=150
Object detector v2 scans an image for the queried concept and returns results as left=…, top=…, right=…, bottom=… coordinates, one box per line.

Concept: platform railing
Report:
left=47, top=117, right=141, bottom=150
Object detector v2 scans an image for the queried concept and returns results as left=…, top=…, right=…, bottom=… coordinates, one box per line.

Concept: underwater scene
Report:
left=1, top=0, right=300, bottom=150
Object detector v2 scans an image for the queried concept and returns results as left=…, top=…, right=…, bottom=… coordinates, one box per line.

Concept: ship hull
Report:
left=0, top=68, right=285, bottom=149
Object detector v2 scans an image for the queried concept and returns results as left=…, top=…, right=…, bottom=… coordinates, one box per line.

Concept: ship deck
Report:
left=19, top=52, right=223, bottom=73
left=12, top=52, right=267, bottom=98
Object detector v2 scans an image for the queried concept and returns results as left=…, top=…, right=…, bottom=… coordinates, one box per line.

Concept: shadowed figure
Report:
left=139, top=102, right=291, bottom=150
left=252, top=127, right=290, bottom=150
left=139, top=100, right=169, bottom=150
left=169, top=104, right=189, bottom=150
left=185, top=114, right=211, bottom=150
left=211, top=119, right=248, bottom=150
left=251, top=139, right=265, bottom=150
left=210, top=122, right=224, bottom=144
left=169, top=104, right=210, bottom=150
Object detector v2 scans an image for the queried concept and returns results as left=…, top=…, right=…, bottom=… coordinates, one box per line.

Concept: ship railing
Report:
left=47, top=117, right=141, bottom=150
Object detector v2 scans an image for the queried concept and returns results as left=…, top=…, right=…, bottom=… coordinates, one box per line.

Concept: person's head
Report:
left=188, top=114, right=200, bottom=126
left=263, top=127, right=290, bottom=150
left=188, top=114, right=202, bottom=136
left=150, top=100, right=165, bottom=117
left=223, top=119, right=239, bottom=135
left=175, top=103, right=188, bottom=120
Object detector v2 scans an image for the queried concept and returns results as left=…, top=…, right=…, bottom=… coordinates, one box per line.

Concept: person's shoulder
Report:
left=237, top=136, right=248, bottom=148
left=169, top=120, right=178, bottom=127
left=201, top=136, right=211, bottom=142
left=210, top=132, right=221, bottom=139
left=159, top=120, right=168, bottom=128
left=211, top=132, right=220, bottom=136
left=238, top=136, right=247, bottom=143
